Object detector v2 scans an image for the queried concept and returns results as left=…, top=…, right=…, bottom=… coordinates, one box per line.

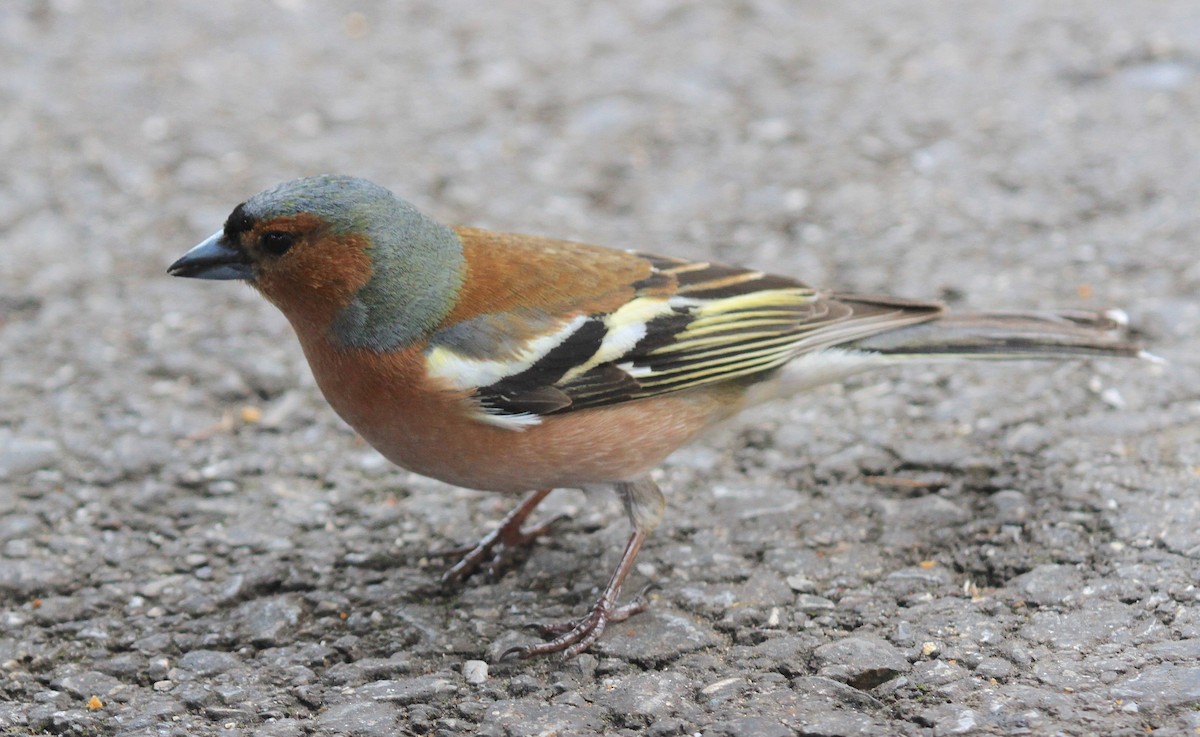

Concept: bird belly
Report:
left=342, top=388, right=732, bottom=493
left=299, top=338, right=738, bottom=493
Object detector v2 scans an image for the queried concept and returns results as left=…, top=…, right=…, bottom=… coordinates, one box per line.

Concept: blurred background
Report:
left=1, top=2, right=1198, bottom=735
left=7, top=2, right=1199, bottom=304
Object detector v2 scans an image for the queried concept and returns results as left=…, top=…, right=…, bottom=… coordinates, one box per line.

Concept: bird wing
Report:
left=425, top=231, right=942, bottom=429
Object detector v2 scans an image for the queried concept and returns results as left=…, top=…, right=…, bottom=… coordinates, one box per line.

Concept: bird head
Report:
left=169, top=175, right=465, bottom=351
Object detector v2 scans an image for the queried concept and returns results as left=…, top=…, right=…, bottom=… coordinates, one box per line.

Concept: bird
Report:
left=168, top=175, right=1149, bottom=659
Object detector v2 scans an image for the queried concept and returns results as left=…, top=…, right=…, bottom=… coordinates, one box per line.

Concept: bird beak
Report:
left=168, top=231, right=254, bottom=281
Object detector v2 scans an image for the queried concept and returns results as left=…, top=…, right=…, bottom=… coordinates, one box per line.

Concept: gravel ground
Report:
left=2, top=2, right=1199, bottom=735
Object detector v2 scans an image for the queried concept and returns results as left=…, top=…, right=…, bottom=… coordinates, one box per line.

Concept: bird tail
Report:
left=839, top=296, right=1149, bottom=361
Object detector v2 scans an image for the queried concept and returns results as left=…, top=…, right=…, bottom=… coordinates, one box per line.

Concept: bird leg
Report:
left=440, top=488, right=559, bottom=583
left=501, top=477, right=664, bottom=659
left=502, top=528, right=649, bottom=659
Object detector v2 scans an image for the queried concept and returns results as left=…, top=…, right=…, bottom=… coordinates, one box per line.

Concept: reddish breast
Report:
left=294, top=332, right=735, bottom=493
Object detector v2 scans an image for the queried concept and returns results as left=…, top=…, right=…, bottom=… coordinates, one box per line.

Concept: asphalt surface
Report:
left=2, top=2, right=1199, bottom=735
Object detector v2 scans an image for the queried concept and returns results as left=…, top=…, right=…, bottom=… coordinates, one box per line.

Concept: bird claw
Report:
left=500, top=583, right=654, bottom=660
left=439, top=513, right=564, bottom=585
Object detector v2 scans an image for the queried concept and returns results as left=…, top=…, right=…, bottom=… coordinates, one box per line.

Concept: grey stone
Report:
left=886, top=495, right=969, bottom=530
left=1002, top=424, right=1053, bottom=455
left=889, top=439, right=975, bottom=469
left=795, top=594, right=837, bottom=614
left=703, top=716, right=793, bottom=737
left=606, top=671, right=694, bottom=727
left=109, top=695, right=186, bottom=731
left=479, top=700, right=607, bottom=735
left=786, top=575, right=817, bottom=593
left=25, top=705, right=70, bottom=734
left=0, top=513, right=43, bottom=540
left=1111, top=665, right=1200, bottom=709
left=233, top=594, right=304, bottom=647
left=974, top=657, right=1014, bottom=680
left=791, top=676, right=885, bottom=711
left=598, top=608, right=722, bottom=663
left=1021, top=601, right=1149, bottom=650
left=254, top=717, right=307, bottom=737
left=919, top=704, right=980, bottom=736
left=95, top=652, right=145, bottom=680
left=813, top=636, right=910, bottom=689
left=357, top=674, right=458, bottom=705
left=31, top=595, right=88, bottom=624
left=0, top=437, right=59, bottom=478
left=260, top=390, right=310, bottom=431
left=735, top=634, right=814, bottom=675
left=814, top=445, right=890, bottom=477
left=878, top=565, right=954, bottom=598
left=177, top=649, right=240, bottom=677
left=648, top=717, right=693, bottom=737
left=176, top=683, right=216, bottom=709
left=316, top=701, right=400, bottom=737
left=52, top=670, right=123, bottom=699
left=402, top=704, right=440, bottom=734
left=1010, top=564, right=1085, bottom=607
left=463, top=659, right=488, bottom=684
left=1144, top=639, right=1200, bottom=661
left=323, top=656, right=413, bottom=686
left=745, top=685, right=890, bottom=736
left=0, top=559, right=69, bottom=596
left=506, top=674, right=543, bottom=697
left=909, top=660, right=968, bottom=688
left=109, top=433, right=172, bottom=478
left=988, top=489, right=1032, bottom=524
left=698, top=676, right=745, bottom=705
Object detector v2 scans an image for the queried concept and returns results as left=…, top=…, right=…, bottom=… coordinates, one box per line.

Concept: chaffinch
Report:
left=169, top=175, right=1145, bottom=659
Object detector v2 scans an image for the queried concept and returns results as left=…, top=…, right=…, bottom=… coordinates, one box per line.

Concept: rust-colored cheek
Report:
left=251, top=219, right=375, bottom=333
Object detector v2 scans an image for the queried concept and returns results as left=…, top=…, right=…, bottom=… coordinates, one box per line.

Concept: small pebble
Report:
left=463, top=660, right=488, bottom=685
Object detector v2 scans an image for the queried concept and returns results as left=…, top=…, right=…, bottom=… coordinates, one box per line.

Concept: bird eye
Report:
left=261, top=231, right=296, bottom=256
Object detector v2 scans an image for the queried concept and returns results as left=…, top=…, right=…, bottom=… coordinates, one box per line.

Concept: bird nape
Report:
left=168, top=175, right=1152, bottom=659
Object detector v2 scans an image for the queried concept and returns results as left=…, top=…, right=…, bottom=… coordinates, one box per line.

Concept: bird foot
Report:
left=500, top=584, right=652, bottom=660
left=438, top=489, right=560, bottom=584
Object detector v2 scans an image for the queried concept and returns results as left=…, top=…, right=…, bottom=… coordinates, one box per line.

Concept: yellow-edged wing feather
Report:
left=426, top=246, right=943, bottom=424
